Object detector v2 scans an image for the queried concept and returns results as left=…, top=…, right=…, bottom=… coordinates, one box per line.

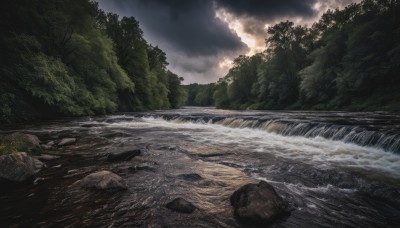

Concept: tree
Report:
left=97, top=12, right=186, bottom=111
left=256, top=22, right=310, bottom=109
left=167, top=72, right=187, bottom=109
left=0, top=0, right=186, bottom=123
left=213, top=81, right=230, bottom=108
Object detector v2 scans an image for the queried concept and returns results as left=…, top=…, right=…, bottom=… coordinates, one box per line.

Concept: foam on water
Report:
left=106, top=116, right=400, bottom=177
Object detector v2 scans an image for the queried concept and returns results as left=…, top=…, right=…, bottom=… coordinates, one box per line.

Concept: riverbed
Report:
left=1, top=107, right=400, bottom=227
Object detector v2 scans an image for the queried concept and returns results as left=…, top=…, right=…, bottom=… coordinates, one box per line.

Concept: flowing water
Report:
left=1, top=107, right=400, bottom=227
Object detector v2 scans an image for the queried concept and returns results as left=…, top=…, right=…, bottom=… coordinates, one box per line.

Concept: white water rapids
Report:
left=105, top=116, right=400, bottom=178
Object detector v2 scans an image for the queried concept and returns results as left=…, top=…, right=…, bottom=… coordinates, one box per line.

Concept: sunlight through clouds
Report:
left=215, top=9, right=266, bottom=56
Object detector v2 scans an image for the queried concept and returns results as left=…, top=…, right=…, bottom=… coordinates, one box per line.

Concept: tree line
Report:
left=0, top=0, right=187, bottom=123
left=186, top=0, right=400, bottom=111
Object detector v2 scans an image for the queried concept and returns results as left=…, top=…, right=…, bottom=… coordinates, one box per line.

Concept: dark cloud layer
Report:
left=96, top=0, right=332, bottom=83
left=215, top=0, right=317, bottom=20
left=98, top=0, right=246, bottom=56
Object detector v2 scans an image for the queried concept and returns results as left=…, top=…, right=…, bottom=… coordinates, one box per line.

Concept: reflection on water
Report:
left=1, top=107, right=400, bottom=227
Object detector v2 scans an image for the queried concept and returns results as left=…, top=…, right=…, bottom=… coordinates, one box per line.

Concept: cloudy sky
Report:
left=96, top=0, right=360, bottom=84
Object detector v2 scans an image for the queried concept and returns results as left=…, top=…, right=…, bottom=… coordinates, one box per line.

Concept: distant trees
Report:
left=210, top=21, right=313, bottom=110
left=184, top=83, right=215, bottom=106
left=193, top=0, right=400, bottom=111
left=0, top=0, right=186, bottom=123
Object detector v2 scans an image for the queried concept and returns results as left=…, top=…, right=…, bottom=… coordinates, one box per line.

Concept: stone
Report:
left=166, top=197, right=196, bottom=213
left=4, top=132, right=41, bottom=146
left=0, top=152, right=44, bottom=182
left=58, top=138, right=76, bottom=147
left=41, top=145, right=52, bottom=150
left=3, top=132, right=42, bottom=154
left=33, top=154, right=60, bottom=161
left=75, top=170, right=127, bottom=191
left=230, top=181, right=288, bottom=224
left=107, top=149, right=142, bottom=162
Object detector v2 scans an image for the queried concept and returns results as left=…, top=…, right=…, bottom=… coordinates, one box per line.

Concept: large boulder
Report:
left=0, top=152, right=44, bottom=182
left=230, top=181, right=288, bottom=224
left=3, top=132, right=42, bottom=154
left=58, top=138, right=76, bottom=147
left=74, top=170, right=127, bottom=191
left=107, top=149, right=142, bottom=162
left=166, top=197, right=196, bottom=213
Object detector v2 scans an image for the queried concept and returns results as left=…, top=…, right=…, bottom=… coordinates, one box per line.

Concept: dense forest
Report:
left=186, top=0, right=400, bottom=111
left=0, top=0, right=187, bottom=123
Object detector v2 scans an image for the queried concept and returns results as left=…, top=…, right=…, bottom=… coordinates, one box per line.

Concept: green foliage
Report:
left=227, top=54, right=263, bottom=107
left=185, top=83, right=215, bottom=106
left=300, top=31, right=347, bottom=105
left=0, top=136, right=40, bottom=156
left=0, top=94, right=14, bottom=123
left=208, top=21, right=312, bottom=110
left=0, top=0, right=186, bottom=123
left=0, top=140, right=20, bottom=156
left=213, top=81, right=230, bottom=108
left=168, top=72, right=187, bottom=108
left=97, top=12, right=186, bottom=111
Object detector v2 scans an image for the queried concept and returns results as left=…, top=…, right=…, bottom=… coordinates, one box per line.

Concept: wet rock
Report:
left=166, top=197, right=196, bottom=213
left=33, top=154, right=60, bottom=161
left=75, top=170, right=127, bottom=191
left=178, top=173, right=202, bottom=181
left=41, top=145, right=52, bottom=150
left=3, top=132, right=42, bottom=154
left=4, top=132, right=41, bottom=146
left=107, top=149, right=142, bottom=162
left=41, top=141, right=55, bottom=150
left=230, top=181, right=288, bottom=224
left=58, top=138, right=76, bottom=147
left=0, top=152, right=44, bottom=182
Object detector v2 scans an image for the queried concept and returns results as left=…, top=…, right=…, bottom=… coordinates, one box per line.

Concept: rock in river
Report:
left=166, top=197, right=196, bottom=213
left=33, top=154, right=60, bottom=161
left=58, top=138, right=76, bottom=147
left=75, top=170, right=127, bottom=191
left=3, top=132, right=42, bottom=154
left=230, top=181, right=288, bottom=224
left=0, top=152, right=44, bottom=182
left=107, top=149, right=142, bottom=162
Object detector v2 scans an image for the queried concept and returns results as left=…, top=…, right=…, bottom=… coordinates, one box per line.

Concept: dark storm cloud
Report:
left=96, top=0, right=328, bottom=83
left=215, top=0, right=318, bottom=20
left=98, top=0, right=246, bottom=56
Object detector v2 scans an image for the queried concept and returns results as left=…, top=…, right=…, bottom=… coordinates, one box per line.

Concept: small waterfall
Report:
left=136, top=114, right=400, bottom=154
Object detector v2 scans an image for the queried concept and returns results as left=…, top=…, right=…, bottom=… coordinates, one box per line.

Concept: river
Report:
left=1, top=107, right=400, bottom=227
